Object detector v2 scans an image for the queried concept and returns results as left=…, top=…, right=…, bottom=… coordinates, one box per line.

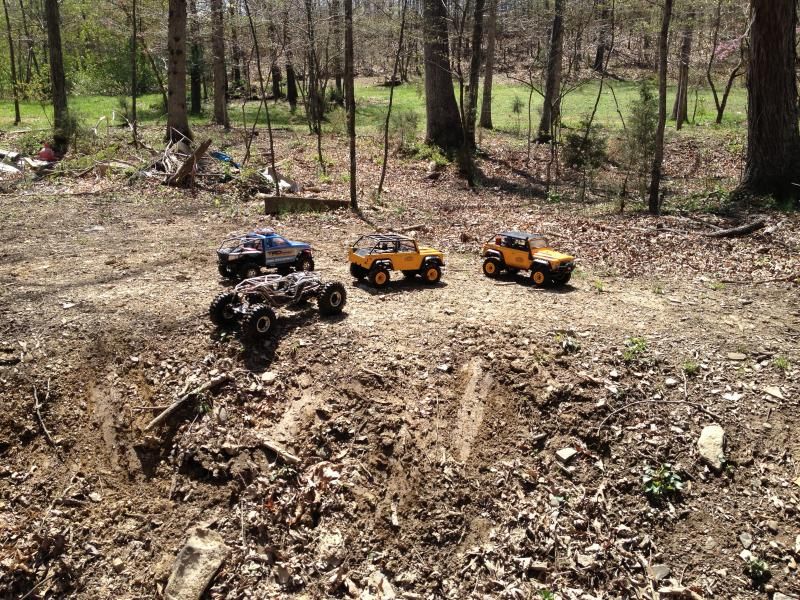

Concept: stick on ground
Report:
left=144, top=373, right=232, bottom=431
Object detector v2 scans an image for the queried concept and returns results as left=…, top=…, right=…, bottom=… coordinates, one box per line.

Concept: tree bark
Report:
left=44, top=0, right=68, bottom=152
left=2, top=0, right=20, bottom=124
left=378, top=0, right=407, bottom=198
left=648, top=0, right=673, bottom=215
left=331, top=0, right=344, bottom=103
left=593, top=0, right=609, bottom=72
left=670, top=11, right=692, bottom=129
left=271, top=65, right=281, bottom=99
left=479, top=0, right=497, bottom=129
left=537, top=0, right=564, bottom=142
left=210, top=0, right=229, bottom=127
left=131, top=0, right=137, bottom=144
left=706, top=0, right=744, bottom=125
left=17, top=0, right=39, bottom=79
left=464, top=0, right=485, bottom=148
left=739, top=0, right=800, bottom=198
left=423, top=0, right=463, bottom=150
left=286, top=60, right=298, bottom=110
left=344, top=0, right=356, bottom=208
left=229, top=1, right=242, bottom=90
left=166, top=0, right=192, bottom=142
left=188, top=0, right=202, bottom=115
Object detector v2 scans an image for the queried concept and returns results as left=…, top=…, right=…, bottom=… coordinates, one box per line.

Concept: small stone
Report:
left=609, top=369, right=620, bottom=380
left=297, top=373, right=312, bottom=388
left=795, top=534, right=800, bottom=553
left=576, top=553, right=595, bottom=568
left=738, top=532, right=752, bottom=549
left=112, top=557, right=125, bottom=573
left=556, top=448, right=578, bottom=464
left=261, top=371, right=278, bottom=383
left=651, top=564, right=670, bottom=581
left=664, top=377, right=679, bottom=388
left=89, top=492, right=102, bottom=503
left=436, top=364, right=452, bottom=373
left=739, top=549, right=753, bottom=562
left=774, top=594, right=799, bottom=600
left=697, top=424, right=726, bottom=471
left=727, top=352, right=747, bottom=361
left=164, top=528, right=230, bottom=600
left=766, top=520, right=779, bottom=534
left=764, top=386, right=785, bottom=400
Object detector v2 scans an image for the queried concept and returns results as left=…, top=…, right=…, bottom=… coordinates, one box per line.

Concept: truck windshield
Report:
left=529, top=237, right=548, bottom=249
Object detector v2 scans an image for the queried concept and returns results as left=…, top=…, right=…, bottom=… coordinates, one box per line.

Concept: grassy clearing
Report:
left=0, top=78, right=746, bottom=141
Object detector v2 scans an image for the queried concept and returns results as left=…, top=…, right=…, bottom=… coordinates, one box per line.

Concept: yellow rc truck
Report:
left=481, top=231, right=575, bottom=286
left=348, top=233, right=445, bottom=288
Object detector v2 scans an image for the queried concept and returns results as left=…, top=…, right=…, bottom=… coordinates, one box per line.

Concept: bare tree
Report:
left=464, top=0, right=486, bottom=148
left=344, top=0, right=356, bottom=208
left=166, top=0, right=192, bottom=142
left=537, top=0, right=564, bottom=142
left=2, top=0, right=20, bottom=124
left=45, top=0, right=68, bottom=152
left=648, top=0, right=673, bottom=214
left=188, top=0, right=202, bottom=115
left=670, top=10, right=693, bottom=129
left=210, top=0, right=229, bottom=128
left=130, top=0, right=137, bottom=144
left=479, top=0, right=498, bottom=129
left=706, top=0, right=746, bottom=125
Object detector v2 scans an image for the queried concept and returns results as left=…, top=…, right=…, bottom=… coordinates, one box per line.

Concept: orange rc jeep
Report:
left=481, top=231, right=575, bottom=286
left=348, top=233, right=445, bottom=288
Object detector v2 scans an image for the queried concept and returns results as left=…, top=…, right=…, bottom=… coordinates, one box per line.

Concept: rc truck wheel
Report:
left=209, top=292, right=239, bottom=327
left=318, top=282, right=347, bottom=316
left=482, top=257, right=501, bottom=278
left=421, top=264, right=442, bottom=285
left=553, top=273, right=571, bottom=286
left=350, top=263, right=367, bottom=280
left=531, top=267, right=550, bottom=287
left=402, top=270, right=418, bottom=279
left=241, top=304, right=277, bottom=343
left=240, top=263, right=261, bottom=280
left=218, top=265, right=231, bottom=279
left=296, top=257, right=315, bottom=272
left=369, top=266, right=390, bottom=288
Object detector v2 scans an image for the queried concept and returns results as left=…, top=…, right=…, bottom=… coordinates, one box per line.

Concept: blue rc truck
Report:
left=217, top=228, right=315, bottom=280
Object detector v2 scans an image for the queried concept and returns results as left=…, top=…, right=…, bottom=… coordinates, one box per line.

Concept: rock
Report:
left=436, top=363, right=452, bottom=373
left=739, top=549, right=752, bottom=562
left=261, top=371, right=278, bottom=383
left=576, top=553, right=596, bottom=568
left=774, top=594, right=799, bottom=600
left=738, top=532, right=752, bottom=549
left=795, top=534, right=800, bottom=554
left=765, top=520, right=779, bottom=534
left=727, top=352, right=747, bottom=361
left=650, top=564, right=670, bottom=581
left=609, top=369, right=620, bottom=380
left=665, top=377, right=679, bottom=388
left=164, top=527, right=230, bottom=600
left=556, top=448, right=578, bottom=464
left=764, top=385, right=785, bottom=400
left=316, top=529, right=344, bottom=571
left=368, top=570, right=396, bottom=599
left=697, top=424, right=726, bottom=471
left=112, top=557, right=125, bottom=573
left=297, top=373, right=312, bottom=388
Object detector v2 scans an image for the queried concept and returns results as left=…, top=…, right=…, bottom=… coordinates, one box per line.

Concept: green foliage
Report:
left=682, top=360, right=700, bottom=376
left=592, top=278, right=604, bottom=293
left=555, top=333, right=580, bottom=354
left=744, top=558, right=770, bottom=585
left=625, top=81, right=658, bottom=197
left=563, top=119, right=608, bottom=171
left=411, top=142, right=449, bottom=167
left=643, top=463, right=684, bottom=500
left=774, top=356, right=790, bottom=371
left=388, top=109, right=420, bottom=152
left=623, top=337, right=647, bottom=362
left=539, top=591, right=556, bottom=600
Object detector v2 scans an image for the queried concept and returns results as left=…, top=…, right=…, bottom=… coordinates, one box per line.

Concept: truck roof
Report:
left=498, top=231, right=544, bottom=240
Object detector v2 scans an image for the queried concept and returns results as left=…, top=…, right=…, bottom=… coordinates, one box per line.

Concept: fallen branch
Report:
left=597, top=398, right=720, bottom=433
left=33, top=380, right=58, bottom=447
left=257, top=438, right=301, bottom=465
left=704, top=218, right=766, bottom=238
left=397, top=223, right=427, bottom=233
left=719, top=274, right=798, bottom=286
left=144, top=373, right=231, bottom=431
left=166, top=138, right=212, bottom=187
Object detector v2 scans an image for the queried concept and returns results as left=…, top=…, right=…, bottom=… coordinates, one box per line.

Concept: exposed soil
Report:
left=1, top=138, right=799, bottom=599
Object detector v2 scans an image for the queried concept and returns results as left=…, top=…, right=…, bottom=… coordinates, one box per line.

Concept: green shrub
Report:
left=625, top=81, right=658, bottom=198
left=388, top=109, right=420, bottom=152
left=563, top=119, right=608, bottom=171
left=643, top=463, right=684, bottom=500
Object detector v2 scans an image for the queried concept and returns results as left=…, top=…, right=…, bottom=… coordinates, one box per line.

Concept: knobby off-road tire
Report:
left=239, top=263, right=261, bottom=280
left=296, top=256, right=315, bottom=272
left=209, top=292, right=239, bottom=327
left=350, top=263, right=368, bottom=280
left=218, top=265, right=232, bottom=279
left=369, top=265, right=390, bottom=288
left=318, top=282, right=347, bottom=316
left=482, top=257, right=502, bottom=278
left=420, top=263, right=442, bottom=285
left=552, top=272, right=571, bottom=286
left=531, top=267, right=550, bottom=287
left=240, top=304, right=277, bottom=343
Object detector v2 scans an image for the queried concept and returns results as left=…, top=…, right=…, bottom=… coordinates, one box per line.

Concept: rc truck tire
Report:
left=218, top=265, right=231, bottom=279
left=209, top=292, right=239, bottom=327
left=369, top=265, right=390, bottom=288
left=482, top=257, right=502, bottom=278
left=241, top=304, right=277, bottom=343
left=350, top=263, right=367, bottom=280
left=240, top=263, right=261, bottom=280
left=318, top=282, right=347, bottom=316
left=421, top=264, right=442, bottom=285
left=296, top=257, right=315, bottom=272
left=553, top=273, right=571, bottom=286
left=531, top=267, right=550, bottom=287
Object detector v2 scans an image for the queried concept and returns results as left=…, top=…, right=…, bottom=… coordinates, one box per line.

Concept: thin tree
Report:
left=537, top=0, right=564, bottom=142
left=229, top=1, right=242, bottom=90
left=17, top=0, right=39, bottom=80
left=670, top=10, right=693, bottom=129
left=706, top=0, right=745, bottom=125
left=647, top=0, right=673, bottom=214
left=188, top=0, right=202, bottom=115
left=130, top=0, right=138, bottom=145
left=344, top=0, right=356, bottom=208
left=44, top=0, right=68, bottom=152
left=738, top=0, right=800, bottom=198
left=479, top=0, right=497, bottom=129
left=166, top=0, right=192, bottom=142
left=210, top=0, right=229, bottom=128
left=377, top=0, right=408, bottom=198
left=331, top=0, right=344, bottom=103
left=286, top=58, right=298, bottom=110
left=2, top=0, right=20, bottom=124
left=593, top=0, right=610, bottom=72
left=464, top=0, right=485, bottom=148
left=423, top=0, right=463, bottom=150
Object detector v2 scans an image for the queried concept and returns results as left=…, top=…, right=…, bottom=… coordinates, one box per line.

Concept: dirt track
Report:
left=1, top=188, right=799, bottom=599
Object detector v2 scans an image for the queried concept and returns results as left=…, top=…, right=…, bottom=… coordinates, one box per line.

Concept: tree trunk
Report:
left=331, top=0, right=344, bottom=104
left=271, top=65, right=282, bottom=99
left=44, top=0, right=68, bottom=152
left=648, top=0, right=673, bottom=215
left=479, top=0, right=497, bottom=129
left=670, top=12, right=692, bottom=129
left=739, top=0, right=800, bottom=198
left=2, top=0, right=20, bottom=125
left=464, top=0, right=485, bottom=148
left=537, top=0, right=564, bottom=142
left=229, top=1, right=242, bottom=90
left=188, top=0, right=202, bottom=115
left=140, top=36, right=169, bottom=112
left=423, top=0, right=463, bottom=150
left=131, top=0, right=137, bottom=144
left=706, top=0, right=744, bottom=125
left=286, top=60, right=298, bottom=110
left=17, top=0, right=39, bottom=80
left=593, top=0, right=609, bottom=72
left=344, top=0, right=356, bottom=208
left=210, top=0, right=229, bottom=127
left=166, top=0, right=192, bottom=142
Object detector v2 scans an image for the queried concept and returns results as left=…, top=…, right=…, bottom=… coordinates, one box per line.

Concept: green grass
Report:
left=0, top=79, right=747, bottom=139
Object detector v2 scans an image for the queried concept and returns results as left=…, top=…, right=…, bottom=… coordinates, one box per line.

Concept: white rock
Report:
left=774, top=594, right=799, bottom=600
left=739, top=532, right=752, bottom=549
left=556, top=447, right=578, bottom=463
left=261, top=371, right=278, bottom=383
left=164, top=528, right=230, bottom=600
left=665, top=377, right=679, bottom=388
left=697, top=424, right=726, bottom=471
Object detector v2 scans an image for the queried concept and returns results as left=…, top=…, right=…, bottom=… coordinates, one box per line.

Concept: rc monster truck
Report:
left=216, top=228, right=315, bottom=280
left=348, top=233, right=445, bottom=288
left=209, top=272, right=346, bottom=343
left=481, top=231, right=575, bottom=287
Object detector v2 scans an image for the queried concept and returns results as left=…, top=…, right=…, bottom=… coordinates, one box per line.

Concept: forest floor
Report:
left=0, top=126, right=798, bottom=600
